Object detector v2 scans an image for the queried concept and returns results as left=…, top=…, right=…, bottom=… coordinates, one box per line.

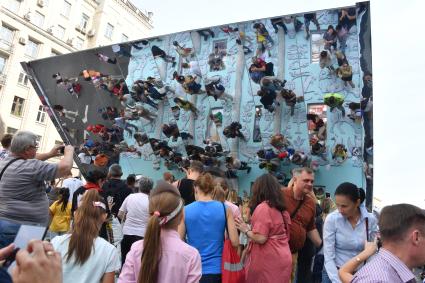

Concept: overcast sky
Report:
left=133, top=0, right=425, bottom=208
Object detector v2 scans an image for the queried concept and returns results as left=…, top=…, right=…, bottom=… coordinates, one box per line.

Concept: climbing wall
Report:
left=23, top=3, right=373, bottom=198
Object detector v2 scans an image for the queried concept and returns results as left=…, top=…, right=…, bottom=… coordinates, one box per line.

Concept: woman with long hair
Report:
left=179, top=173, right=239, bottom=283
left=235, top=174, right=292, bottom=283
left=51, top=190, right=120, bottom=283
left=119, top=181, right=201, bottom=283
left=118, top=177, right=153, bottom=265
left=48, top=187, right=71, bottom=239
left=322, top=183, right=378, bottom=283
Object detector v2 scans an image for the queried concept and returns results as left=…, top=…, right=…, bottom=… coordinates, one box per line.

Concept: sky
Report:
left=133, top=0, right=425, bottom=208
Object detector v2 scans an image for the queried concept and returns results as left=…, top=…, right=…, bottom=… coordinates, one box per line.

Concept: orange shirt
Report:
left=283, top=187, right=316, bottom=231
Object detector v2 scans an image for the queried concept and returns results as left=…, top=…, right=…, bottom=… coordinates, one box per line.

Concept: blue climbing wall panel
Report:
left=24, top=3, right=373, bottom=198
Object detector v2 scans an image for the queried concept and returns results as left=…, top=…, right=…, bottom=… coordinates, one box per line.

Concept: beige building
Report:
left=0, top=0, right=152, bottom=159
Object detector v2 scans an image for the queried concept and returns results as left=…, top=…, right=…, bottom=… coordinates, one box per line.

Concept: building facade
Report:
left=0, top=0, right=152, bottom=155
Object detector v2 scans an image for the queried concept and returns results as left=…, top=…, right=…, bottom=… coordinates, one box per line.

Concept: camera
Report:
left=59, top=146, right=65, bottom=154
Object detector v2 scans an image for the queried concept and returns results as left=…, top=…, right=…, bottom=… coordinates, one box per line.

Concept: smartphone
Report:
left=4, top=225, right=47, bottom=274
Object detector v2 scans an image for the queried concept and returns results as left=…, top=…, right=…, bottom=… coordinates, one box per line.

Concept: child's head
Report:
left=59, top=187, right=70, bottom=201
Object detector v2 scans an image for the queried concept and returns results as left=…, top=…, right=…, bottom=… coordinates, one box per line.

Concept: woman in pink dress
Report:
left=235, top=174, right=292, bottom=283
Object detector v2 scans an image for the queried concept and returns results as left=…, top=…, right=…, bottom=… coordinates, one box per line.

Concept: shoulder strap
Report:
left=0, top=158, right=23, bottom=181
left=223, top=203, right=228, bottom=238
left=365, top=217, right=369, bottom=241
left=290, top=198, right=305, bottom=219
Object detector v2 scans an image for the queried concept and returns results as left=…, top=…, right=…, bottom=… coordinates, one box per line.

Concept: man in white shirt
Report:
left=62, top=173, right=84, bottom=201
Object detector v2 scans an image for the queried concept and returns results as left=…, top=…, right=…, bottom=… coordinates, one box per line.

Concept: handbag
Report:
left=221, top=203, right=245, bottom=283
left=111, top=216, right=123, bottom=246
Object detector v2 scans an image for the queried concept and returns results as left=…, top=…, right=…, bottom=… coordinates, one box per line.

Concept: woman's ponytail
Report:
left=138, top=213, right=161, bottom=283
left=137, top=183, right=183, bottom=283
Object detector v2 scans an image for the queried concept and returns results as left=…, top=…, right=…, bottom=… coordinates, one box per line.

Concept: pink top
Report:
left=224, top=201, right=241, bottom=240
left=225, top=200, right=241, bottom=220
left=118, top=229, right=202, bottom=283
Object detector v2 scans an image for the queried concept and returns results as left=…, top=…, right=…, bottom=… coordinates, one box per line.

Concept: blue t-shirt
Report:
left=185, top=201, right=226, bottom=275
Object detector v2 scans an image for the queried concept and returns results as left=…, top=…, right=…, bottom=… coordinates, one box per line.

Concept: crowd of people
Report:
left=0, top=131, right=424, bottom=283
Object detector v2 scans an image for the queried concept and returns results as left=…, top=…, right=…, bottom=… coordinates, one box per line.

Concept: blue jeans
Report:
left=0, top=219, right=21, bottom=249
left=322, top=269, right=332, bottom=283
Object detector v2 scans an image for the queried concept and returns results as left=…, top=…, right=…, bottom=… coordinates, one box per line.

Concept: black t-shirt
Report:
left=260, top=90, right=277, bottom=107
left=177, top=178, right=195, bottom=205
left=151, top=45, right=165, bottom=57
left=339, top=8, right=357, bottom=29
left=102, top=179, right=133, bottom=216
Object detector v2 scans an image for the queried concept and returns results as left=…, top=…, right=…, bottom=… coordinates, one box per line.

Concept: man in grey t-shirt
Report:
left=0, top=131, right=74, bottom=248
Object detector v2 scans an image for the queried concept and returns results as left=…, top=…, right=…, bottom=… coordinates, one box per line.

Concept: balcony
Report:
left=0, top=39, right=13, bottom=54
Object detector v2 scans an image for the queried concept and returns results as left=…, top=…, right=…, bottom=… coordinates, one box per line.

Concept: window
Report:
left=56, top=25, right=65, bottom=40
left=311, top=32, right=325, bottom=63
left=32, top=11, right=45, bottom=28
left=36, top=105, right=46, bottom=123
left=4, top=0, right=20, bottom=14
left=18, top=72, right=29, bottom=86
left=50, top=49, right=61, bottom=56
left=79, top=13, right=89, bottom=30
left=253, top=106, right=262, bottom=142
left=74, top=37, right=84, bottom=49
left=207, top=108, right=223, bottom=142
left=10, top=96, right=25, bottom=117
left=307, top=103, right=328, bottom=155
left=61, top=0, right=71, bottom=18
left=6, top=127, right=18, bottom=134
left=209, top=39, right=227, bottom=71
left=0, top=55, right=6, bottom=74
left=25, top=39, right=39, bottom=58
left=0, top=25, right=14, bottom=50
left=104, top=23, right=114, bottom=39
left=121, top=34, right=128, bottom=42
left=213, top=39, right=227, bottom=51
